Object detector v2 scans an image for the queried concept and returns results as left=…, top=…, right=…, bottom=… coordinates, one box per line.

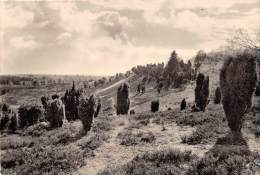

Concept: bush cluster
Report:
left=18, top=104, right=42, bottom=128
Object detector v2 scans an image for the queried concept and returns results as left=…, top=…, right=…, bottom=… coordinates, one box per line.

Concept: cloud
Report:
left=1, top=0, right=259, bottom=75
left=9, top=36, right=37, bottom=49
left=48, top=2, right=96, bottom=36
left=56, top=32, right=72, bottom=44
left=90, top=0, right=258, bottom=10
left=96, top=11, right=132, bottom=44
left=37, top=20, right=49, bottom=28
left=1, top=4, right=34, bottom=30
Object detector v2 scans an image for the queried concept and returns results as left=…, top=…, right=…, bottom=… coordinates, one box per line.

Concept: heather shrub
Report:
left=214, top=87, right=221, bottom=104
left=78, top=95, right=96, bottom=132
left=99, top=148, right=197, bottom=175
left=116, top=83, right=130, bottom=115
left=118, top=130, right=155, bottom=146
left=188, top=146, right=260, bottom=175
left=180, top=98, right=186, bottom=111
left=220, top=51, right=257, bottom=133
left=23, top=122, right=48, bottom=137
left=151, top=100, right=159, bottom=112
left=195, top=73, right=209, bottom=111
left=46, top=99, right=64, bottom=128
left=181, top=123, right=220, bottom=145
left=1, top=145, right=84, bottom=175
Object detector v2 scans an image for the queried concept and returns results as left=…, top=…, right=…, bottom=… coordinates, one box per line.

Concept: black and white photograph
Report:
left=0, top=0, right=260, bottom=174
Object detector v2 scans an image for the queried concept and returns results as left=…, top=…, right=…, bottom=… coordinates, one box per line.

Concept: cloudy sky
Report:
left=0, top=0, right=259, bottom=75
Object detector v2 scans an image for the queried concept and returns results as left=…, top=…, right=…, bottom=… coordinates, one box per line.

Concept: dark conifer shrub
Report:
left=63, top=82, right=81, bottom=121
left=79, top=95, right=96, bottom=132
left=137, top=84, right=141, bottom=94
left=46, top=99, right=64, bottom=128
left=0, top=114, right=9, bottom=130
left=157, top=82, right=163, bottom=94
left=151, top=100, right=159, bottom=112
left=8, top=113, right=17, bottom=132
left=255, top=84, right=260, bottom=96
left=27, top=106, right=42, bottom=126
left=214, top=87, right=221, bottom=104
left=18, top=105, right=28, bottom=128
left=141, top=86, right=146, bottom=94
left=94, top=100, right=101, bottom=118
left=18, top=105, right=43, bottom=128
left=41, top=96, right=49, bottom=110
left=195, top=73, right=209, bottom=111
left=180, top=98, right=186, bottom=111
left=2, top=104, right=9, bottom=113
left=220, top=51, right=257, bottom=133
left=130, top=109, right=135, bottom=115
left=51, top=94, right=59, bottom=100
left=117, top=83, right=130, bottom=115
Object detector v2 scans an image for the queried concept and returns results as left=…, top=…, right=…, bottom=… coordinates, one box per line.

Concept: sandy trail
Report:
left=77, top=116, right=133, bottom=175
left=95, top=76, right=132, bottom=95
left=77, top=114, right=213, bottom=175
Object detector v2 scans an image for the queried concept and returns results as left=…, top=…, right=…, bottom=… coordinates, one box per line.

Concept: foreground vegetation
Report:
left=1, top=116, right=112, bottom=175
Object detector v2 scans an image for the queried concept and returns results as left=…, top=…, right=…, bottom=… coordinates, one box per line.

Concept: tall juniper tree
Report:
left=63, top=81, right=81, bottom=121
left=117, top=83, right=130, bottom=115
left=195, top=73, right=209, bottom=111
left=46, top=99, right=64, bottom=128
left=78, top=95, right=96, bottom=132
left=214, top=87, right=221, bottom=104
left=220, top=50, right=257, bottom=134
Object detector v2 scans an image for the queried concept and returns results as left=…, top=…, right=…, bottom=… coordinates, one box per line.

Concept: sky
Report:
left=0, top=0, right=259, bottom=75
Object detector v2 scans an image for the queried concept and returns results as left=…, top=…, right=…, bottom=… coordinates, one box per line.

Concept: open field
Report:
left=1, top=73, right=260, bottom=174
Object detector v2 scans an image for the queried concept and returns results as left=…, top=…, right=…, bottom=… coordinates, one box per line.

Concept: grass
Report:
left=98, top=145, right=260, bottom=175
left=181, top=122, right=226, bottom=145
left=126, top=118, right=150, bottom=129
left=0, top=115, right=112, bottom=175
left=187, top=145, right=260, bottom=175
left=98, top=148, right=198, bottom=175
left=172, top=106, right=227, bottom=145
left=22, top=122, right=49, bottom=137
left=0, top=136, right=34, bottom=150
left=117, top=129, right=155, bottom=146
left=1, top=145, right=85, bottom=175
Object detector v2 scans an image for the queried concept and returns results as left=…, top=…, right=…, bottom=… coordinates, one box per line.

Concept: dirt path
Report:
left=76, top=114, right=213, bottom=175
left=95, top=77, right=132, bottom=95
left=77, top=116, right=133, bottom=175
